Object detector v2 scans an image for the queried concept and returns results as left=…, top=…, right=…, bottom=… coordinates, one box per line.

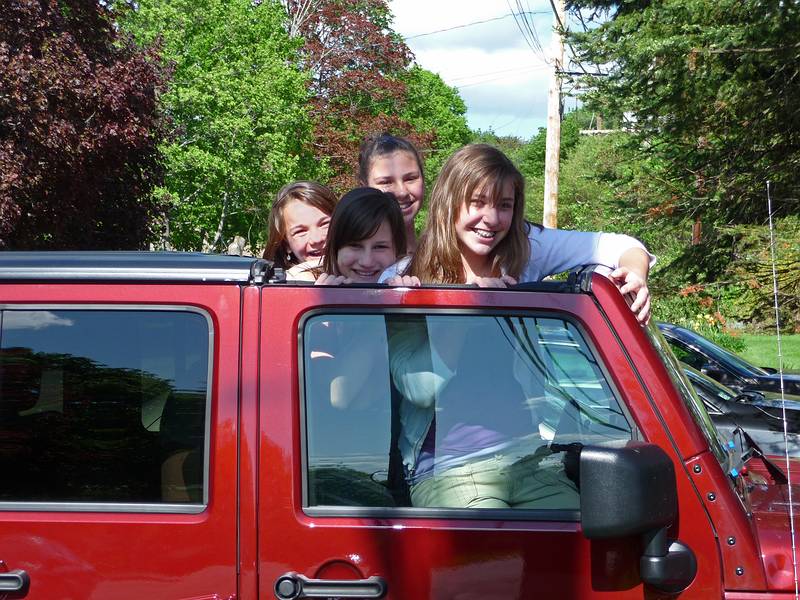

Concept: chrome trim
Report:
left=0, top=266, right=250, bottom=282
left=0, top=501, right=205, bottom=514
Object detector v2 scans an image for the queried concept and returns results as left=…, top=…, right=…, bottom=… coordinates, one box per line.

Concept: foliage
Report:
left=652, top=291, right=746, bottom=354
left=0, top=0, right=167, bottom=249
left=284, top=0, right=434, bottom=192
left=518, top=109, right=636, bottom=228
left=724, top=216, right=800, bottom=331
left=121, top=0, right=316, bottom=252
left=566, top=0, right=800, bottom=237
left=399, top=65, right=472, bottom=181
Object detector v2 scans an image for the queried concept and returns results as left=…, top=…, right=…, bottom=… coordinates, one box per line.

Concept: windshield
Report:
left=682, top=364, right=737, bottom=403
left=645, top=323, right=728, bottom=466
left=673, top=326, right=768, bottom=378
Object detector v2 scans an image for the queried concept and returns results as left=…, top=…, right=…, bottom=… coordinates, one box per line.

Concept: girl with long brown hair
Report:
left=382, top=144, right=653, bottom=322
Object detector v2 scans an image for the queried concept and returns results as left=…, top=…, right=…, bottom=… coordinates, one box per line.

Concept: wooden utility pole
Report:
left=543, top=0, right=566, bottom=228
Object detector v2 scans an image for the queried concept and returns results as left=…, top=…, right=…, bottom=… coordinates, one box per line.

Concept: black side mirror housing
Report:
left=577, top=442, right=697, bottom=594
left=579, top=442, right=677, bottom=539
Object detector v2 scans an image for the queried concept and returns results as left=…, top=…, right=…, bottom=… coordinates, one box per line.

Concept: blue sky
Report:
left=389, top=1, right=563, bottom=140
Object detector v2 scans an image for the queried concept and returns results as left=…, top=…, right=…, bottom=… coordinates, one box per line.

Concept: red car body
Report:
left=0, top=253, right=797, bottom=599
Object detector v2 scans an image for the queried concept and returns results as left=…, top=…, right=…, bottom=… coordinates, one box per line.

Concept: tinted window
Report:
left=303, top=313, right=634, bottom=512
left=0, top=309, right=209, bottom=506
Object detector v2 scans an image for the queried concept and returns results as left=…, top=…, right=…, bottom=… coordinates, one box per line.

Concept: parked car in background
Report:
left=658, top=322, right=800, bottom=395
left=681, top=363, right=800, bottom=457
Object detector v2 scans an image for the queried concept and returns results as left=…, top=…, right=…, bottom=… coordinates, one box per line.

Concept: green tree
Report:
left=399, top=65, right=472, bottom=178
left=121, top=0, right=315, bottom=251
left=566, top=0, right=800, bottom=236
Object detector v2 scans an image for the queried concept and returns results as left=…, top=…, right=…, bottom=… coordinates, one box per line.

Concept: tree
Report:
left=399, top=65, right=472, bottom=178
left=0, top=0, right=166, bottom=249
left=566, top=0, right=800, bottom=234
left=283, top=0, right=434, bottom=191
left=121, top=0, right=316, bottom=251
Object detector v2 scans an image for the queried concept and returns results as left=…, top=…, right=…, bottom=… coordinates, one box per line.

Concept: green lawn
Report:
left=739, top=334, right=800, bottom=372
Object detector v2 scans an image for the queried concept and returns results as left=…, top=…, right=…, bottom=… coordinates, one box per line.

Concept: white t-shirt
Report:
left=379, top=225, right=655, bottom=283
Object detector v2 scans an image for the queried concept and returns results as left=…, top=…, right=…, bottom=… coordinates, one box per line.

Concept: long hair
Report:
left=358, top=133, right=424, bottom=185
left=322, top=187, right=407, bottom=276
left=262, top=181, right=337, bottom=269
left=409, top=144, right=529, bottom=283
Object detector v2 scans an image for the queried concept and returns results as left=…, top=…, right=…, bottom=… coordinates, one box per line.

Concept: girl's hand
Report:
left=609, top=267, right=651, bottom=324
left=314, top=273, right=351, bottom=286
left=467, top=275, right=517, bottom=288
left=385, top=275, right=421, bottom=287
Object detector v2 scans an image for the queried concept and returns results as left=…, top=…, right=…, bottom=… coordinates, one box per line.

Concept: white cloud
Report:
left=3, top=311, right=74, bottom=330
left=389, top=0, right=558, bottom=139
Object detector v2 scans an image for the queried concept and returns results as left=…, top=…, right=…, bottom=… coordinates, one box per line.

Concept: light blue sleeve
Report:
left=378, top=256, right=411, bottom=283
left=522, top=226, right=654, bottom=283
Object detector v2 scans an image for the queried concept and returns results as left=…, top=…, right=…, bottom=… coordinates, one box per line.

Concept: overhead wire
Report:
left=404, top=11, right=550, bottom=41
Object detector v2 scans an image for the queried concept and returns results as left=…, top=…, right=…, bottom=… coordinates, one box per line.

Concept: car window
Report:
left=302, top=312, right=635, bottom=514
left=0, top=309, right=210, bottom=509
left=667, top=338, right=708, bottom=370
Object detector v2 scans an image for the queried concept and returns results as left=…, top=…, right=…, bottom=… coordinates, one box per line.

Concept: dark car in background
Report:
left=659, top=322, right=800, bottom=395
left=682, top=363, right=800, bottom=457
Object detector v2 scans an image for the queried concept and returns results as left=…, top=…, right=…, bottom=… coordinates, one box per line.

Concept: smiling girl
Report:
left=315, top=187, right=408, bottom=285
left=382, top=144, right=654, bottom=322
left=263, top=181, right=336, bottom=277
left=358, top=134, right=425, bottom=253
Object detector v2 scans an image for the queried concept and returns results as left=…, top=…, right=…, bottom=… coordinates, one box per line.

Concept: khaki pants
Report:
left=410, top=445, right=579, bottom=510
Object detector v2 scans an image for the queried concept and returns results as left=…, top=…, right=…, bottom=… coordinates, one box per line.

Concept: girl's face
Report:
left=454, top=178, right=515, bottom=269
left=336, top=219, right=397, bottom=283
left=366, top=151, right=424, bottom=229
left=282, top=199, right=331, bottom=263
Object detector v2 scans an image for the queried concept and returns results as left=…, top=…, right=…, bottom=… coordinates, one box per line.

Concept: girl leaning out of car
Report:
left=380, top=143, right=655, bottom=324
left=313, top=187, right=408, bottom=286
left=263, top=181, right=337, bottom=281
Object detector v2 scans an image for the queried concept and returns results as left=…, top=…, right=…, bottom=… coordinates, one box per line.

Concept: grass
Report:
left=738, top=334, right=800, bottom=372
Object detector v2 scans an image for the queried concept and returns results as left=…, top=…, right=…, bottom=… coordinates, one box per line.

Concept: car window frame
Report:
left=0, top=304, right=214, bottom=514
left=298, top=306, right=640, bottom=522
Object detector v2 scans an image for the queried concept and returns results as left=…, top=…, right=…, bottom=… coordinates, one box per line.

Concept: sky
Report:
left=389, top=0, right=568, bottom=140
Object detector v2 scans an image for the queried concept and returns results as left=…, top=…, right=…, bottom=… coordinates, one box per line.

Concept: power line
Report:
left=506, top=0, right=547, bottom=61
left=404, top=11, right=550, bottom=40
left=449, top=64, right=548, bottom=85
left=454, top=65, right=550, bottom=89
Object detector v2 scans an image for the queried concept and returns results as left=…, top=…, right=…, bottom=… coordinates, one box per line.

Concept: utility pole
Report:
left=543, top=0, right=566, bottom=229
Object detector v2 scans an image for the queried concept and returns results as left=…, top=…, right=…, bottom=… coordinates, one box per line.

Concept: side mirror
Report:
left=577, top=442, right=697, bottom=593
left=579, top=442, right=676, bottom=539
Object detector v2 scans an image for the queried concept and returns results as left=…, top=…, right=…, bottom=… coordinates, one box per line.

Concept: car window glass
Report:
left=0, top=309, right=209, bottom=507
left=303, top=313, right=634, bottom=512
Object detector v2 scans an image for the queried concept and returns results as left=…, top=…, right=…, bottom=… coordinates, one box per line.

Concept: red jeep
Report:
left=0, top=252, right=795, bottom=599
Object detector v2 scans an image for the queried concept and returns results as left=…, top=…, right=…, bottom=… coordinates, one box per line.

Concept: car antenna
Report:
left=767, top=179, right=798, bottom=596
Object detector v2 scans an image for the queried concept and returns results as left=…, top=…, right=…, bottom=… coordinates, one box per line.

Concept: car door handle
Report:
left=274, top=572, right=387, bottom=599
left=0, top=569, right=30, bottom=593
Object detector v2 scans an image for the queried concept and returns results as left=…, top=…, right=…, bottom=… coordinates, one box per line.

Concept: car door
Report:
left=0, top=284, right=240, bottom=600
left=258, top=284, right=722, bottom=599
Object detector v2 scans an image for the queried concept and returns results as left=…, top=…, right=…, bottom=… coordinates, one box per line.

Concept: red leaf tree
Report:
left=285, top=0, right=433, bottom=191
left=0, top=0, right=167, bottom=249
